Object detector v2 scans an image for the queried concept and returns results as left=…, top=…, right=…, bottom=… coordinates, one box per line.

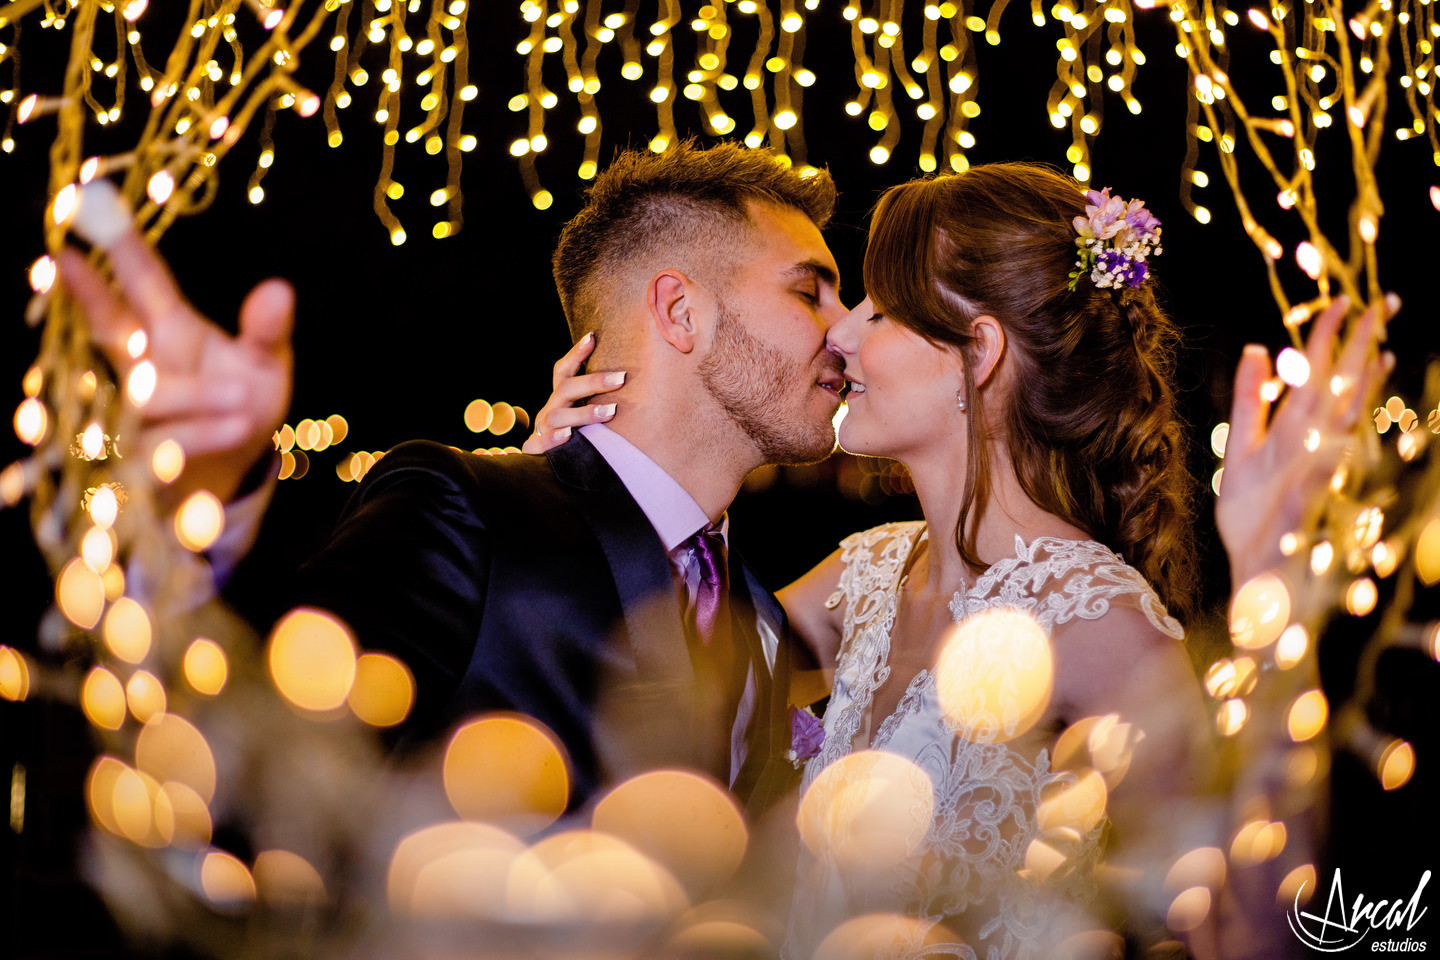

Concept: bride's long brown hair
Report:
left=865, top=163, right=1198, bottom=621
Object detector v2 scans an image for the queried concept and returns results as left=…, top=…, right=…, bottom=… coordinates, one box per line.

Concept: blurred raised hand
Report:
left=1217, top=295, right=1395, bottom=588
left=57, top=191, right=294, bottom=507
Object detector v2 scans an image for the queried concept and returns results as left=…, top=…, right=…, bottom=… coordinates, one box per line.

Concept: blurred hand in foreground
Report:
left=1217, top=295, right=1395, bottom=588
left=58, top=190, right=293, bottom=507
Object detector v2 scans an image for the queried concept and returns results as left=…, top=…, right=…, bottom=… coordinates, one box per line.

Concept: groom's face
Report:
left=697, top=201, right=848, bottom=464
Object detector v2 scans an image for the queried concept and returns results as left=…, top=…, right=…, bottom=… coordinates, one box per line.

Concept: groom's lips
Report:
left=816, top=370, right=846, bottom=398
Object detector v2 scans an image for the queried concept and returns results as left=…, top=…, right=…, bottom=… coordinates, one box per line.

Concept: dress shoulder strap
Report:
left=824, top=521, right=926, bottom=615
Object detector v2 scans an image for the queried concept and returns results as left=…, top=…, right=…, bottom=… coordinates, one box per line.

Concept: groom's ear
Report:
left=648, top=270, right=698, bottom=354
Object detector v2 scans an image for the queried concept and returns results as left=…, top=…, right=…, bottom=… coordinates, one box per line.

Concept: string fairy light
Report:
left=1, top=0, right=1437, bottom=952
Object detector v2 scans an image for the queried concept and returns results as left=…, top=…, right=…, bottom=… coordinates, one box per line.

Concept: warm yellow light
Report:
left=14, top=398, right=47, bottom=445
left=82, top=667, right=127, bottom=729
left=175, top=491, right=224, bottom=551
left=348, top=653, right=414, bottom=727
left=136, top=712, right=216, bottom=803
left=1275, top=624, right=1308, bottom=669
left=797, top=750, right=933, bottom=868
left=443, top=715, right=570, bottom=831
left=1275, top=347, right=1310, bottom=387
left=1415, top=519, right=1440, bottom=585
left=150, top=439, right=185, bottom=483
left=125, top=670, right=166, bottom=722
left=184, top=638, right=229, bottom=696
left=1229, top=572, right=1290, bottom=649
left=0, top=647, right=31, bottom=702
left=593, top=770, right=747, bottom=899
left=268, top=608, right=358, bottom=713
left=103, top=597, right=152, bottom=664
left=201, top=850, right=257, bottom=907
left=1378, top=740, right=1415, bottom=790
left=127, top=359, right=157, bottom=405
left=1210, top=422, right=1230, bottom=457
left=1286, top=690, right=1328, bottom=741
left=1344, top=578, right=1378, bottom=617
left=58, top=557, right=106, bottom=630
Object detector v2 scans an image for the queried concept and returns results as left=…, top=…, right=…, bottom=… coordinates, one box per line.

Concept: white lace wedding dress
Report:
left=785, top=521, right=1184, bottom=960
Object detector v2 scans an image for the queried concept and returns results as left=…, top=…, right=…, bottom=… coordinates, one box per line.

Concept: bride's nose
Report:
left=825, top=298, right=871, bottom=356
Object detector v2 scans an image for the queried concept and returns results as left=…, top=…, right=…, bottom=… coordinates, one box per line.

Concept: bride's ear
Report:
left=970, top=315, right=1007, bottom=388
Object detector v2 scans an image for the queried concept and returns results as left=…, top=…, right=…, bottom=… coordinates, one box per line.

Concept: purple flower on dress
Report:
left=787, top=706, right=825, bottom=767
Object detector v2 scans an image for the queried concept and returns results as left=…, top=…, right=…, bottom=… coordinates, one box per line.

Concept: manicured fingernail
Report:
left=583, top=331, right=595, bottom=345
left=1243, top=344, right=1268, bottom=359
left=603, top=371, right=626, bottom=387
left=73, top=180, right=133, bottom=249
left=1383, top=351, right=1396, bottom=372
left=556, top=426, right=572, bottom=440
left=595, top=403, right=617, bottom=419
left=1385, top=292, right=1401, bottom=314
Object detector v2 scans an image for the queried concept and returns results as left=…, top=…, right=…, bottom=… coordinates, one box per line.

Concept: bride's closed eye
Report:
left=867, top=312, right=884, bottom=323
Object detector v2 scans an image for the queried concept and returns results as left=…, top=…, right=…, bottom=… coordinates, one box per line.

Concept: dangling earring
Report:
left=956, top=388, right=967, bottom=413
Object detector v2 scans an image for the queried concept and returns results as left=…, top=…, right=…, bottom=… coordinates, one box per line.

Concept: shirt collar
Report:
left=578, top=423, right=719, bottom=553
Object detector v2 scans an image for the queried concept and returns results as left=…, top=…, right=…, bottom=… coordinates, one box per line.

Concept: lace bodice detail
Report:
left=786, top=521, right=1183, bottom=960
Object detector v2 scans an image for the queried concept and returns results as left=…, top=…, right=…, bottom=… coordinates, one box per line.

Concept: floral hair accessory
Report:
left=1068, top=187, right=1163, bottom=292
left=786, top=705, right=825, bottom=769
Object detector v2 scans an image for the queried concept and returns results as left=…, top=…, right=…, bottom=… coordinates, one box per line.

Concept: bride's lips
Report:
left=843, top=376, right=867, bottom=398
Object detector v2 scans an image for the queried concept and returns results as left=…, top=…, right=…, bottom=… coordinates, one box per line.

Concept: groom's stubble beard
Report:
left=697, top=297, right=839, bottom=465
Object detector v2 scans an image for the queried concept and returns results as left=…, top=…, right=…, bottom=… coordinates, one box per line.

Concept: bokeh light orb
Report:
left=102, top=596, right=152, bottom=664
left=253, top=850, right=327, bottom=905
left=175, top=490, right=224, bottom=552
left=934, top=608, right=1053, bottom=742
left=183, top=638, right=228, bottom=696
left=267, top=608, right=358, bottom=712
left=1230, top=572, right=1291, bottom=649
left=504, top=829, right=689, bottom=924
left=57, top=557, right=106, bottom=630
left=347, top=652, right=414, bottom=726
left=593, top=770, right=748, bottom=899
left=797, top=750, right=934, bottom=868
left=812, top=913, right=952, bottom=960
left=443, top=715, right=570, bottom=831
left=387, top=821, right=525, bottom=918
left=135, top=712, right=217, bottom=803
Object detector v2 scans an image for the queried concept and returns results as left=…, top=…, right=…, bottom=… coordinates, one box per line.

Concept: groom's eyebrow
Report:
left=784, top=259, right=840, bottom=294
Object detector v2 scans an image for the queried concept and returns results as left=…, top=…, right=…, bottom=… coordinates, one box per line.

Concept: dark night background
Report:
left=0, top=1, right=1436, bottom=953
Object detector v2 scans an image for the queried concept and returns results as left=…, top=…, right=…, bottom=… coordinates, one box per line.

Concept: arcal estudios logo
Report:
left=1289, top=868, right=1430, bottom=952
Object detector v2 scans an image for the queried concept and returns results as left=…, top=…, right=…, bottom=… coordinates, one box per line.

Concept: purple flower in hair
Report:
left=786, top=705, right=825, bottom=768
left=1068, top=186, right=1162, bottom=292
left=1124, top=199, right=1161, bottom=239
left=1075, top=187, right=1128, bottom=241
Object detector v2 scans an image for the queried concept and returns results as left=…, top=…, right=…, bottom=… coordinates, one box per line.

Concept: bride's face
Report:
left=826, top=297, right=967, bottom=461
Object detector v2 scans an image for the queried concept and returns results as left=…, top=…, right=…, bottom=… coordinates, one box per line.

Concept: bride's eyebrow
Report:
left=782, top=259, right=842, bottom=298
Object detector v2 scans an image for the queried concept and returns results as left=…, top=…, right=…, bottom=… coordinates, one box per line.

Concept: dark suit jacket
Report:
left=291, top=435, right=798, bottom=814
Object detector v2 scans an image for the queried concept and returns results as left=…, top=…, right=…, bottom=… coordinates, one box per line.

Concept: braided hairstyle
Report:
left=864, top=163, right=1198, bottom=621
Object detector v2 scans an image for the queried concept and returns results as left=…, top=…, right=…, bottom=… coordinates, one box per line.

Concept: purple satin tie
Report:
left=689, top=524, right=729, bottom=644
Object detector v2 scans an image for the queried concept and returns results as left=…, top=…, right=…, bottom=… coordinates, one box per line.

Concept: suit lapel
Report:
left=545, top=437, right=693, bottom=687
left=729, top=555, right=798, bottom=812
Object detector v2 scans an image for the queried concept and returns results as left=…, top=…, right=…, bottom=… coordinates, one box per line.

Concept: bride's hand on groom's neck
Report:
left=522, top=332, right=625, bottom=454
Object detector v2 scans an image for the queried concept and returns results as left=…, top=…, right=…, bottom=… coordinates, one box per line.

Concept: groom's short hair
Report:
left=552, top=140, right=836, bottom=343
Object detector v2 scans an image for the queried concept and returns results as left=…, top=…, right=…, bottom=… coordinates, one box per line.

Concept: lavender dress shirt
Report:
left=578, top=423, right=762, bottom=783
